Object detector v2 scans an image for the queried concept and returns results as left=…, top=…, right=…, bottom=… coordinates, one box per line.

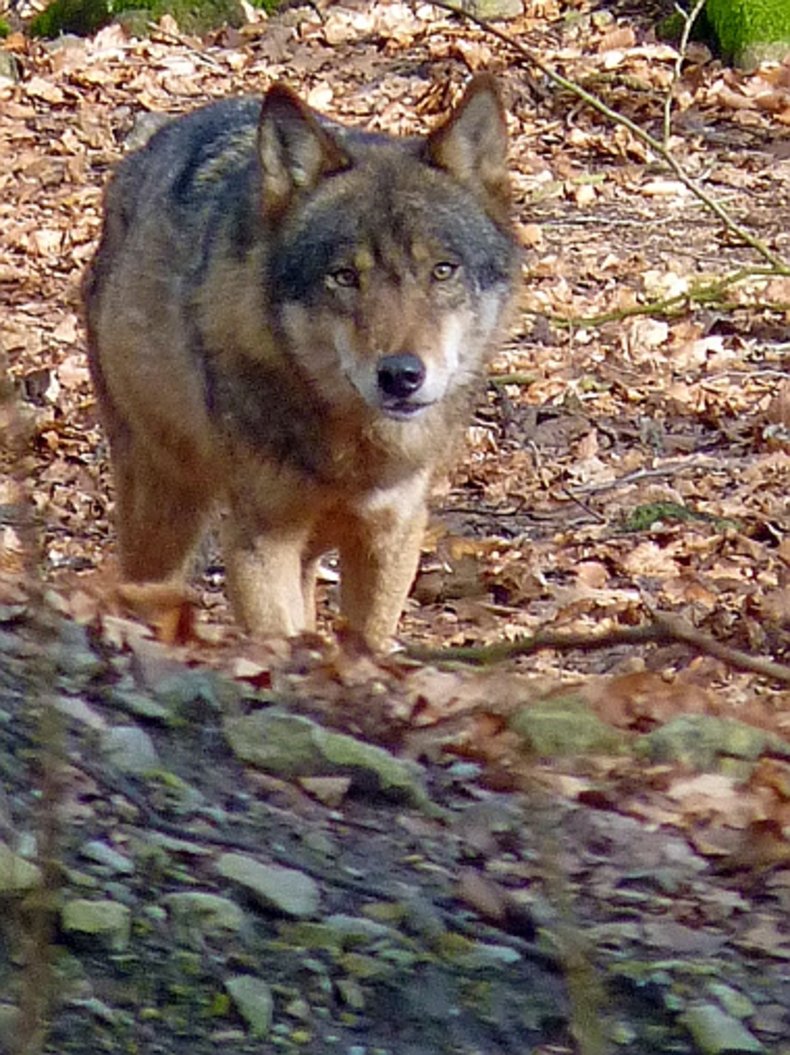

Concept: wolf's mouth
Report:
left=380, top=399, right=435, bottom=421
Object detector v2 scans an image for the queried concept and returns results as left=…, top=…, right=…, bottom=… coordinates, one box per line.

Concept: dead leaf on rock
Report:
left=457, top=868, right=509, bottom=922
left=734, top=913, right=790, bottom=958
left=298, top=776, right=352, bottom=807
left=24, top=76, right=65, bottom=104
left=666, top=773, right=762, bottom=829
left=620, top=541, right=680, bottom=579
left=642, top=919, right=727, bottom=955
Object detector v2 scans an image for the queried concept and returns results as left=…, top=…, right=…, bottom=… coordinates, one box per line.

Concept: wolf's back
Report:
left=86, top=98, right=264, bottom=305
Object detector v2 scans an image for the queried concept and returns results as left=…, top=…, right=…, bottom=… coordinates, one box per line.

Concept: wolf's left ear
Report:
left=258, top=85, right=350, bottom=216
left=427, top=75, right=510, bottom=219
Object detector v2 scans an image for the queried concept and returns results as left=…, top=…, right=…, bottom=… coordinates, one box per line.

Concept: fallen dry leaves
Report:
left=1, top=0, right=789, bottom=866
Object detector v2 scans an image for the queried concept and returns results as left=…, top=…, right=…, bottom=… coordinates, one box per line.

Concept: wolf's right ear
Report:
left=427, top=74, right=510, bottom=222
left=258, top=85, right=350, bottom=216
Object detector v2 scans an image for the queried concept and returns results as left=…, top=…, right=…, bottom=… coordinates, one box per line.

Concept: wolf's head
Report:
left=257, top=77, right=519, bottom=425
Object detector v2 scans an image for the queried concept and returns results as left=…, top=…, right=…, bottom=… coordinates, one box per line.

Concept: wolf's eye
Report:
left=432, top=261, right=458, bottom=282
left=328, top=266, right=359, bottom=289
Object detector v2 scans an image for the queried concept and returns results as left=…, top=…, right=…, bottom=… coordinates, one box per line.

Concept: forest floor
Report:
left=1, top=1, right=790, bottom=1052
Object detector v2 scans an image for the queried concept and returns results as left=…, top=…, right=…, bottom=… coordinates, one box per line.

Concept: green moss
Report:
left=30, top=0, right=278, bottom=37
left=147, top=0, right=247, bottom=35
left=30, top=0, right=111, bottom=37
left=658, top=1, right=790, bottom=67
left=621, top=502, right=738, bottom=533
left=623, top=502, right=698, bottom=531
left=510, top=697, right=627, bottom=758
left=706, top=0, right=790, bottom=66
left=276, top=922, right=344, bottom=953
left=206, top=991, right=231, bottom=1017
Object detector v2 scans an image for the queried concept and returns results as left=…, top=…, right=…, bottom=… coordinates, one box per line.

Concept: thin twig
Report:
left=405, top=623, right=673, bottom=665
left=663, top=0, right=708, bottom=147
left=405, top=613, right=790, bottom=685
left=652, top=612, right=790, bottom=685
left=570, top=456, right=723, bottom=494
left=427, top=0, right=789, bottom=273
left=147, top=24, right=228, bottom=69
left=521, top=265, right=789, bottom=329
left=560, top=487, right=607, bottom=523
left=488, top=372, right=537, bottom=388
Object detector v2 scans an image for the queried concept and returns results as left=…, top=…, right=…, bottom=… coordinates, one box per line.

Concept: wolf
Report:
left=83, top=74, right=519, bottom=649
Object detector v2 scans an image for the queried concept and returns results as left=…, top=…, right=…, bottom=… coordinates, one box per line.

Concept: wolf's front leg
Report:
left=222, top=517, right=313, bottom=639
left=339, top=491, right=429, bottom=650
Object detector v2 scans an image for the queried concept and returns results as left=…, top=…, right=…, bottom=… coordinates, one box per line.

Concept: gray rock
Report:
left=80, top=840, right=135, bottom=875
left=225, top=975, right=273, bottom=1037
left=61, top=898, right=131, bottom=952
left=216, top=852, right=320, bottom=918
left=324, top=914, right=398, bottom=944
left=164, top=892, right=245, bottom=937
left=705, top=982, right=755, bottom=1020
left=50, top=622, right=104, bottom=684
left=510, top=696, right=627, bottom=757
left=224, top=709, right=429, bottom=807
left=0, top=842, right=42, bottom=895
left=70, top=997, right=128, bottom=1025
left=100, top=725, right=159, bottom=775
left=336, top=977, right=365, bottom=1010
left=680, top=1003, right=764, bottom=1054
left=739, top=41, right=790, bottom=70
left=443, top=0, right=522, bottom=20
left=152, top=669, right=230, bottom=712
left=436, top=932, right=521, bottom=969
left=146, top=831, right=214, bottom=856
left=54, top=694, right=107, bottom=729
left=0, top=53, right=21, bottom=83
left=638, top=715, right=790, bottom=771
left=0, top=630, right=38, bottom=657
left=107, top=687, right=170, bottom=722
left=0, top=1004, right=21, bottom=1050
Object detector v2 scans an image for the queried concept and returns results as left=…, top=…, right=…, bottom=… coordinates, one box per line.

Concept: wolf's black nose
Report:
left=377, top=354, right=426, bottom=399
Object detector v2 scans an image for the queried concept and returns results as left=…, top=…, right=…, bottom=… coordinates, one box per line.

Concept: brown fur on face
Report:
left=84, top=76, right=519, bottom=649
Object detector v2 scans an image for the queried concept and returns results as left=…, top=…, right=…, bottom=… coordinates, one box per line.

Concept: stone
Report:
left=0, top=52, right=21, bottom=83
left=225, top=975, right=273, bottom=1037
left=61, top=898, right=131, bottom=952
left=164, top=892, right=245, bottom=937
left=0, top=1004, right=21, bottom=1050
left=216, top=853, right=320, bottom=918
left=100, top=725, right=159, bottom=775
left=224, top=709, right=428, bottom=806
left=638, top=715, right=790, bottom=771
left=706, top=0, right=790, bottom=70
left=443, top=0, right=522, bottom=21
left=80, top=840, right=135, bottom=875
left=0, top=843, right=41, bottom=894
left=510, top=696, right=626, bottom=757
left=680, top=1002, right=764, bottom=1053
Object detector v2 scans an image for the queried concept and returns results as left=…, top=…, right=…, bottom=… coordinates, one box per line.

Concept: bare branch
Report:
left=427, top=0, right=789, bottom=273
left=663, top=0, right=708, bottom=147
left=406, top=613, right=790, bottom=685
